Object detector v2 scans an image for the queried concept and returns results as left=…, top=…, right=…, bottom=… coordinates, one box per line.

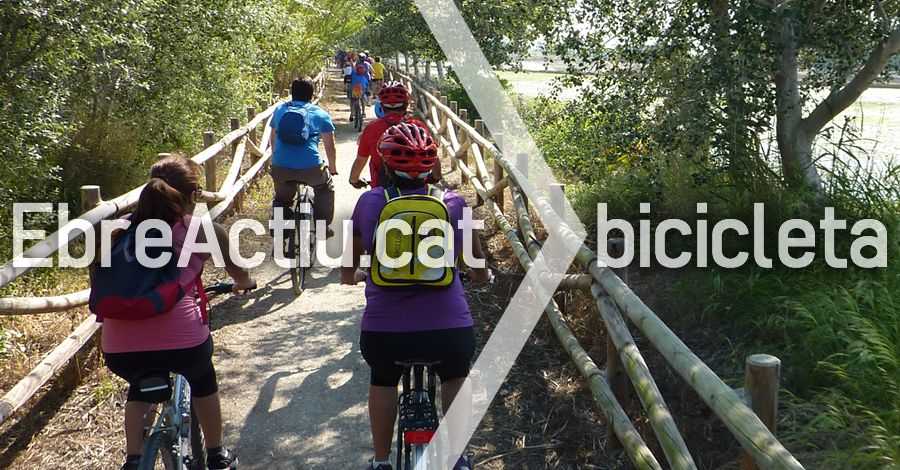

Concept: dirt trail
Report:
left=210, top=73, right=375, bottom=469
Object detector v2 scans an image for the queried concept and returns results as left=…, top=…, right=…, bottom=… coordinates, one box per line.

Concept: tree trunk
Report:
left=774, top=15, right=824, bottom=193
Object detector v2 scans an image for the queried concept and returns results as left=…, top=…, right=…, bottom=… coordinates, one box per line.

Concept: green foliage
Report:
left=684, top=265, right=900, bottom=468
left=0, top=0, right=364, bottom=262
left=352, top=0, right=573, bottom=66
left=547, top=0, right=900, bottom=189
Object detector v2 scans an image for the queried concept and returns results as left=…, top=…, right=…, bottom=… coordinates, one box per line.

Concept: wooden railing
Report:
left=0, top=68, right=327, bottom=427
left=387, top=62, right=804, bottom=470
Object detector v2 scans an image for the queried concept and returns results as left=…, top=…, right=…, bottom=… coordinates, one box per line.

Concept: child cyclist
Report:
left=342, top=121, right=491, bottom=470
left=350, top=62, right=372, bottom=123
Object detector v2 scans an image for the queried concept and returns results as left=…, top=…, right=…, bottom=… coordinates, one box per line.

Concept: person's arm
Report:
left=341, top=233, right=365, bottom=285
left=465, top=234, right=491, bottom=283
left=349, top=155, right=369, bottom=186
left=322, top=132, right=337, bottom=175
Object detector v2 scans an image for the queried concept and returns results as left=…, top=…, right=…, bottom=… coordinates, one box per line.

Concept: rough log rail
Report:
left=0, top=69, right=327, bottom=427
left=388, top=60, right=803, bottom=470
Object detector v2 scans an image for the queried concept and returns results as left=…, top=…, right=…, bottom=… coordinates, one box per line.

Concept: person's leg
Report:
left=124, top=401, right=154, bottom=455
left=193, top=393, right=224, bottom=448
left=361, top=332, right=404, bottom=464
left=369, top=384, right=398, bottom=461
left=298, top=166, right=335, bottom=229
left=270, top=166, right=298, bottom=215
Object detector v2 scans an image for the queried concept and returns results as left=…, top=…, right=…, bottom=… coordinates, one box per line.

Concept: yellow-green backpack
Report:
left=370, top=185, right=455, bottom=288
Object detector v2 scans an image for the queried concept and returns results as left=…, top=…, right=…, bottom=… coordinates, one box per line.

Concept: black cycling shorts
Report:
left=104, top=335, right=218, bottom=402
left=360, top=327, right=475, bottom=387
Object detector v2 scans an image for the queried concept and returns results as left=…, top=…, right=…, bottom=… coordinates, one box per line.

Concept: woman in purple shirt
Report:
left=342, top=122, right=490, bottom=470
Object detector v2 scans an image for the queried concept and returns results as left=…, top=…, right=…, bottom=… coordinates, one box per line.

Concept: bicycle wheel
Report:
left=411, top=444, right=428, bottom=469
left=288, top=219, right=302, bottom=296
left=138, top=431, right=179, bottom=470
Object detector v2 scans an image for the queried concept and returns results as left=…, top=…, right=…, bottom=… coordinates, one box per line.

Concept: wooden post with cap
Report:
left=491, top=132, right=505, bottom=210
left=740, top=354, right=782, bottom=470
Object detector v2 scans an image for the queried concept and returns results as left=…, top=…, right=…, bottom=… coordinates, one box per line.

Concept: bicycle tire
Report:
left=139, top=431, right=179, bottom=470
left=288, top=224, right=303, bottom=296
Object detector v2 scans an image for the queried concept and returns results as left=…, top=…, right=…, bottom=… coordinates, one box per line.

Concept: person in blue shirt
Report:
left=349, top=64, right=372, bottom=123
left=269, top=78, right=338, bottom=237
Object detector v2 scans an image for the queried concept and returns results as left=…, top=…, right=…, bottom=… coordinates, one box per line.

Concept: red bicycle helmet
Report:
left=377, top=122, right=438, bottom=180
left=378, top=81, right=409, bottom=109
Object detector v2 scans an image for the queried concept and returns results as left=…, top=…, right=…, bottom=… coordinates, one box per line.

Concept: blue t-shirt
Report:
left=270, top=101, right=335, bottom=170
left=350, top=73, right=370, bottom=97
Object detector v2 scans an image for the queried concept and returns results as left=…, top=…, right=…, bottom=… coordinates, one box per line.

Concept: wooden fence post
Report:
left=450, top=100, right=459, bottom=117
left=230, top=118, right=240, bottom=156
left=80, top=185, right=102, bottom=214
left=740, top=354, right=781, bottom=470
left=517, top=153, right=529, bottom=211
left=474, top=119, right=487, bottom=207
left=247, top=107, right=257, bottom=144
left=203, top=131, right=217, bottom=192
left=459, top=109, right=470, bottom=184
left=492, top=132, right=505, bottom=210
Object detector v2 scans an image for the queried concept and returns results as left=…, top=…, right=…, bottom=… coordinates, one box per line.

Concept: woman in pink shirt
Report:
left=97, top=155, right=255, bottom=470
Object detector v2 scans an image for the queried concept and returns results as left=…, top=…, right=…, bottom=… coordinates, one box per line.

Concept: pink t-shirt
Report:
left=101, top=215, right=211, bottom=354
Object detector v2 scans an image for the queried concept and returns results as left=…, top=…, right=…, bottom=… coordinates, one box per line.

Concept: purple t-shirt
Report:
left=351, top=186, right=473, bottom=333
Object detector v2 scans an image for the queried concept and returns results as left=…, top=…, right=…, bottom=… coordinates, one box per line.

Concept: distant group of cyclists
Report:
left=92, top=52, right=487, bottom=470
left=339, top=50, right=387, bottom=123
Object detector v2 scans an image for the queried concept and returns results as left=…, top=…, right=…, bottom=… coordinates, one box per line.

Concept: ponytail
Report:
left=131, top=154, right=201, bottom=226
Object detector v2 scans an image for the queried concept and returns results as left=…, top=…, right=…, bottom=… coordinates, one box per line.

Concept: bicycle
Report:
left=395, top=361, right=440, bottom=470
left=283, top=182, right=317, bottom=296
left=136, top=282, right=249, bottom=470
left=350, top=95, right=367, bottom=132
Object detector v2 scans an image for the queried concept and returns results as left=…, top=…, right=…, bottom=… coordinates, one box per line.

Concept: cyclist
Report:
left=96, top=154, right=256, bottom=470
left=371, top=56, right=386, bottom=95
left=270, top=78, right=338, bottom=238
left=343, top=60, right=354, bottom=98
left=349, top=81, right=441, bottom=189
left=349, top=63, right=372, bottom=123
left=342, top=121, right=491, bottom=470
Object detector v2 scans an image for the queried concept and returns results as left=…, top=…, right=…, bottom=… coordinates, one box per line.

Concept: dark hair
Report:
left=375, top=57, right=381, bottom=62
left=131, top=154, right=201, bottom=226
left=291, top=79, right=315, bottom=102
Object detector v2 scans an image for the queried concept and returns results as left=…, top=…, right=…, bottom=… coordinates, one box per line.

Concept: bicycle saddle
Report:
left=136, top=371, right=172, bottom=404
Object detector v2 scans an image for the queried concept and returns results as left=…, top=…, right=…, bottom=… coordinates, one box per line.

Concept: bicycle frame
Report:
left=287, top=182, right=316, bottom=295
left=139, top=374, right=200, bottom=470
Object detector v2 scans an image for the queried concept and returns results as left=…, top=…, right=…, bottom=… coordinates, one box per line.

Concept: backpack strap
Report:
left=195, top=275, right=209, bottom=325
left=427, top=184, right=444, bottom=200
left=383, top=186, right=402, bottom=201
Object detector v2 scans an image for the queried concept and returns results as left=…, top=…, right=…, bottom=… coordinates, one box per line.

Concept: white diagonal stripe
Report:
left=410, top=1, right=588, bottom=467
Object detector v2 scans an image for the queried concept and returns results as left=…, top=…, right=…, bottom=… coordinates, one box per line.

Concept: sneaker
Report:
left=207, top=447, right=238, bottom=469
left=453, top=454, right=473, bottom=470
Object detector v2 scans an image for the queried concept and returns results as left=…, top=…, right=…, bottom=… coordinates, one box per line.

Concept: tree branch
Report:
left=802, top=26, right=900, bottom=135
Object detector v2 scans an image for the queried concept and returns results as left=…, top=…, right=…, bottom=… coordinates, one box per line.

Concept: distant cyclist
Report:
left=343, top=60, right=354, bottom=98
left=270, top=78, right=338, bottom=238
left=371, top=56, right=386, bottom=94
left=349, top=63, right=372, bottom=122
left=93, top=154, right=255, bottom=470
left=342, top=121, right=491, bottom=470
left=349, top=81, right=441, bottom=189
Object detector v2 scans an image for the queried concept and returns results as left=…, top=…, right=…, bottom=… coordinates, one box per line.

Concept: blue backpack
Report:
left=277, top=102, right=312, bottom=145
left=89, top=223, right=206, bottom=323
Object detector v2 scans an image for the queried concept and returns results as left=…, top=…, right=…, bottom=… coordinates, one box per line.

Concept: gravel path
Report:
left=211, top=74, right=375, bottom=470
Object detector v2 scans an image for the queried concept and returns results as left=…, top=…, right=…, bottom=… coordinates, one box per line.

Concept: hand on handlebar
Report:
left=350, top=178, right=370, bottom=189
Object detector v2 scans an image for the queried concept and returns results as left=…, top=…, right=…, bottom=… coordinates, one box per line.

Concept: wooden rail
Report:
left=0, top=68, right=327, bottom=427
left=388, top=63, right=804, bottom=470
